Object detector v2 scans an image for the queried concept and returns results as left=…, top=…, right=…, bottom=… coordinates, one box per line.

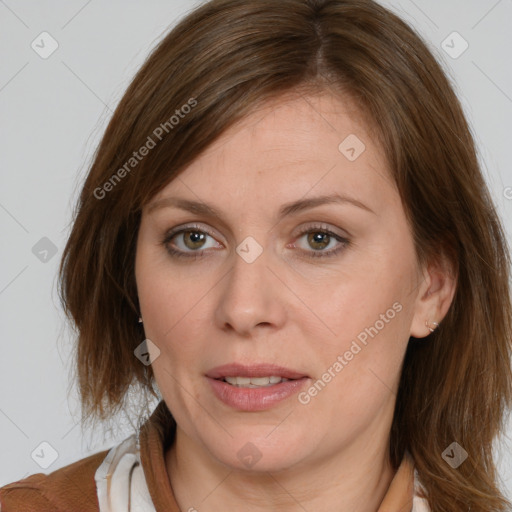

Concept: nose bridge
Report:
left=214, top=239, right=286, bottom=334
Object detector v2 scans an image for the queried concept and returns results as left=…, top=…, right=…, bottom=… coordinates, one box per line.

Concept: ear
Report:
left=410, top=251, right=457, bottom=338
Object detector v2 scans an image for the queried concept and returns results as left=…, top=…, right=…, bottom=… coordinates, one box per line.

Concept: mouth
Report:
left=206, top=363, right=308, bottom=383
left=217, top=375, right=293, bottom=388
left=205, top=363, right=310, bottom=411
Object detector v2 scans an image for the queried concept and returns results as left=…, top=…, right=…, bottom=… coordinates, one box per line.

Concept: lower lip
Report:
left=206, top=377, right=309, bottom=411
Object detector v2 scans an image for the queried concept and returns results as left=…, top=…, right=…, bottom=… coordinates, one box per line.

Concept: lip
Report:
left=206, top=363, right=308, bottom=380
left=205, top=363, right=310, bottom=411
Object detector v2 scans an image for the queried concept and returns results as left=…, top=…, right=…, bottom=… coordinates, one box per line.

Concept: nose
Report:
left=213, top=245, right=287, bottom=337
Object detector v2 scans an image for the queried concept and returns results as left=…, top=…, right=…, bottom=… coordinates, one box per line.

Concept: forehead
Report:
left=150, top=91, right=396, bottom=215
left=192, top=91, right=374, bottom=167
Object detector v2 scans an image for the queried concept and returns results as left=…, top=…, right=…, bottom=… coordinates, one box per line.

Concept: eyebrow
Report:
left=147, top=193, right=376, bottom=219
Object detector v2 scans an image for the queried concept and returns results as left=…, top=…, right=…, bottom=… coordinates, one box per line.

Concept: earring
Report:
left=138, top=317, right=143, bottom=324
left=425, top=320, right=439, bottom=333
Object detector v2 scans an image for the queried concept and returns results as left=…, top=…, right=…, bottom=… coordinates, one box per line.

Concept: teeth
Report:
left=224, top=376, right=290, bottom=387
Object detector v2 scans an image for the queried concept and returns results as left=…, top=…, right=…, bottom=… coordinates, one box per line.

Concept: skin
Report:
left=135, top=90, right=456, bottom=511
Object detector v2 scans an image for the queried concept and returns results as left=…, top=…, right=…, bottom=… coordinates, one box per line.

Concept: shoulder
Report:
left=0, top=448, right=109, bottom=512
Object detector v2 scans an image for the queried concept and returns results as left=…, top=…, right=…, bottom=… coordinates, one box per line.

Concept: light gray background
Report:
left=1, top=0, right=511, bottom=500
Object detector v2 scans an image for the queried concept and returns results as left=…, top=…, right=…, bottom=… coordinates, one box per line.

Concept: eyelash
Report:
left=161, top=223, right=350, bottom=261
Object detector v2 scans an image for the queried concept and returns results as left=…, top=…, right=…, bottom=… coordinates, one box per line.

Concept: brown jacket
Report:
left=0, top=400, right=419, bottom=511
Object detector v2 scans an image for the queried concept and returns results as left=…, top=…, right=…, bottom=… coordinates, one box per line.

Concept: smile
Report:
left=205, top=363, right=310, bottom=411
left=222, top=376, right=291, bottom=387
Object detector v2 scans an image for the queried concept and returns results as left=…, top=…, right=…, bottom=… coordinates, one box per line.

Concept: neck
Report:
left=165, top=427, right=396, bottom=512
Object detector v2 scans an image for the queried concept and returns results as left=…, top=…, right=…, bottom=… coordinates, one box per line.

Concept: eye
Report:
left=292, top=224, right=350, bottom=258
left=162, top=224, right=222, bottom=259
left=161, top=222, right=350, bottom=261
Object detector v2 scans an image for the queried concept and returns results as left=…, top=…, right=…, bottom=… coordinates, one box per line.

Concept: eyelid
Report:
left=161, top=223, right=224, bottom=259
left=292, top=221, right=350, bottom=240
left=164, top=222, right=224, bottom=243
left=289, top=223, right=350, bottom=257
left=164, top=219, right=349, bottom=239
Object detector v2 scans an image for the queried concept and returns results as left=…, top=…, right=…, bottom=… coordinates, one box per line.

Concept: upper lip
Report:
left=206, top=363, right=308, bottom=380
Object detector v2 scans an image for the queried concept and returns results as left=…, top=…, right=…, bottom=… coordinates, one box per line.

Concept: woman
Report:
left=1, top=0, right=511, bottom=510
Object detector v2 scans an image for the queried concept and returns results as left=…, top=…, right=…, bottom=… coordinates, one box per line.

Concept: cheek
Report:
left=294, top=256, right=414, bottom=404
left=293, top=260, right=411, bottom=349
left=136, top=247, right=178, bottom=338
left=303, top=307, right=409, bottom=436
left=135, top=249, right=210, bottom=366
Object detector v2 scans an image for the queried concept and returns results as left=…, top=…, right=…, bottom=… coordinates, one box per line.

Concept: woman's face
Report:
left=135, top=91, right=433, bottom=472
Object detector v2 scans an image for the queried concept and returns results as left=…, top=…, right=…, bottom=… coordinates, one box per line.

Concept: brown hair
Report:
left=59, top=0, right=512, bottom=509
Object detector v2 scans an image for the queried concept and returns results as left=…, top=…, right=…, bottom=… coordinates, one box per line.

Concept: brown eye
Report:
left=182, top=230, right=207, bottom=250
left=307, top=232, right=331, bottom=250
left=293, top=226, right=350, bottom=259
left=162, top=225, right=222, bottom=259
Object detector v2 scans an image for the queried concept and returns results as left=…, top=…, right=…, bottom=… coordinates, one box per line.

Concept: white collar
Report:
left=95, top=434, right=156, bottom=512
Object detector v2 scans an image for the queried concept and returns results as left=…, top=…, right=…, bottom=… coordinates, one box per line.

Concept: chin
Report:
left=200, top=426, right=313, bottom=473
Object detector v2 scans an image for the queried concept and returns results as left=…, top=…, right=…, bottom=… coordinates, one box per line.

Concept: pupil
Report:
left=185, top=231, right=205, bottom=249
left=308, top=232, right=329, bottom=250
